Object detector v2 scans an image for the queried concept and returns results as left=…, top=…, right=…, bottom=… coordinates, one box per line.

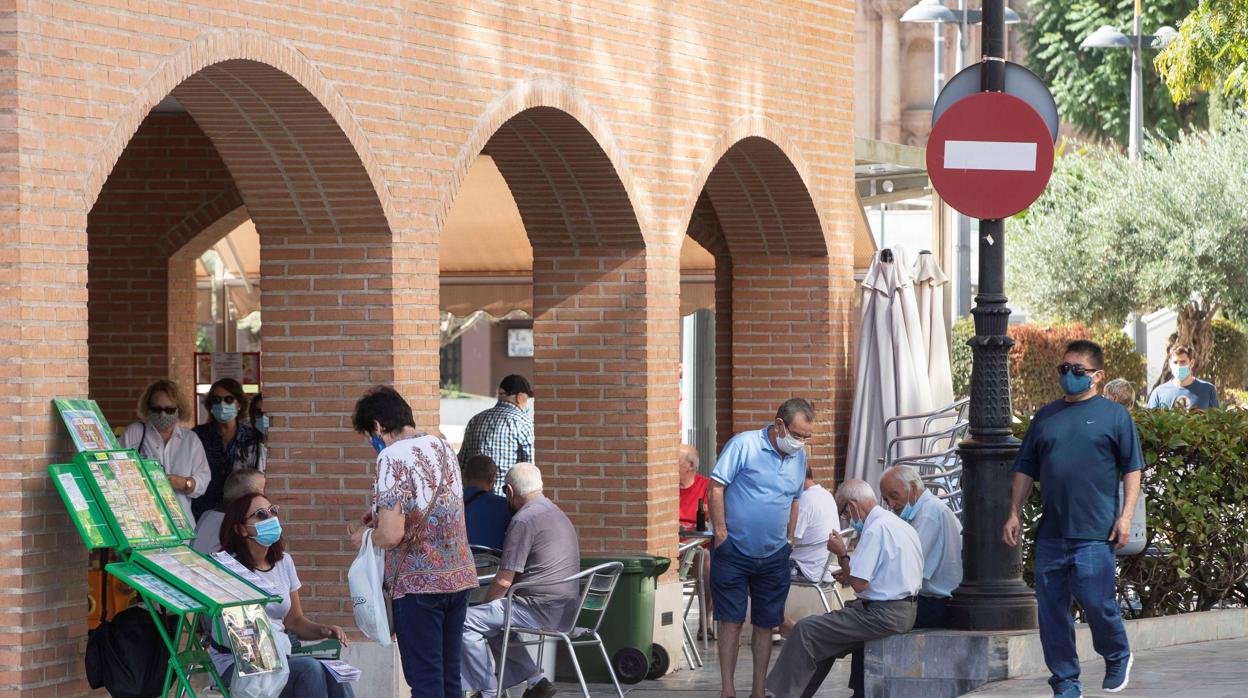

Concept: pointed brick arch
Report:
left=684, top=132, right=849, bottom=480
left=445, top=104, right=673, bottom=557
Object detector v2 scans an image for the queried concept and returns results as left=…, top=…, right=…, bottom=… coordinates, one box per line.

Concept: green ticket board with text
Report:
left=49, top=399, right=279, bottom=696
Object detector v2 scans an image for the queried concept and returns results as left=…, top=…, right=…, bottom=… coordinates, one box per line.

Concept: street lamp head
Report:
left=1081, top=25, right=1131, bottom=49
left=901, top=0, right=956, bottom=24
left=1004, top=7, right=1022, bottom=24
left=1152, top=26, right=1178, bottom=49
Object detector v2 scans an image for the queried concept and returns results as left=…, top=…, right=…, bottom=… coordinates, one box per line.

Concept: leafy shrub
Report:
left=951, top=317, right=974, bottom=399
left=1016, top=409, right=1248, bottom=617
left=1117, top=409, right=1248, bottom=616
left=1008, top=323, right=1146, bottom=416
left=1205, top=318, right=1248, bottom=397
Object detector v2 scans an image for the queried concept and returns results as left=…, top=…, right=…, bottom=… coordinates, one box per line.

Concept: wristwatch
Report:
left=183, top=476, right=196, bottom=494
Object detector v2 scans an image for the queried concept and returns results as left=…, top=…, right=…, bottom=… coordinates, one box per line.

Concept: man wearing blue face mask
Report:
left=1004, top=339, right=1143, bottom=698
left=879, top=465, right=962, bottom=629
left=1145, top=344, right=1219, bottom=410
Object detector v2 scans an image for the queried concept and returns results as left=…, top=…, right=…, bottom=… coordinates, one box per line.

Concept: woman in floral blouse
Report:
left=351, top=386, right=476, bottom=698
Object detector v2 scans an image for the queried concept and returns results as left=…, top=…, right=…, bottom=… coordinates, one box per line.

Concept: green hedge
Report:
left=949, top=320, right=1146, bottom=414
left=1015, top=409, right=1248, bottom=617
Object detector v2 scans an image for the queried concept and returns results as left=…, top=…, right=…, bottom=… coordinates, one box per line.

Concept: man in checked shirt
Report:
left=458, top=374, right=535, bottom=495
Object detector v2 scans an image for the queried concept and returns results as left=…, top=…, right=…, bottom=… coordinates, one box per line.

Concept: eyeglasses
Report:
left=1057, top=363, right=1101, bottom=378
left=247, top=505, right=280, bottom=521
left=208, top=395, right=237, bottom=405
left=149, top=406, right=178, bottom=415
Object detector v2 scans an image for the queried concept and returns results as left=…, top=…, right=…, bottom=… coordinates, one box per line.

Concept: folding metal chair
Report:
left=496, top=561, right=626, bottom=698
left=788, top=528, right=855, bottom=613
left=677, top=539, right=706, bottom=669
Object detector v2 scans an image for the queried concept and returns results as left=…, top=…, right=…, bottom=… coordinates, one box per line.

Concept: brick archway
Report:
left=85, top=57, right=399, bottom=640
left=443, top=103, right=675, bottom=557
left=683, top=129, right=851, bottom=481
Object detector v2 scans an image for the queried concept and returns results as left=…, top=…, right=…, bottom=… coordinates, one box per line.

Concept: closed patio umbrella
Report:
left=846, top=246, right=934, bottom=488
left=913, top=251, right=955, bottom=410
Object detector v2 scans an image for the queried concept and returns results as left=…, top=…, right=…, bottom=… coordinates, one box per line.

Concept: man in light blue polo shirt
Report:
left=708, top=398, right=812, bottom=698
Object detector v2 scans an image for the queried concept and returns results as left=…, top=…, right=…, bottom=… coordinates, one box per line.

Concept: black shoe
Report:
left=522, top=678, right=557, bottom=698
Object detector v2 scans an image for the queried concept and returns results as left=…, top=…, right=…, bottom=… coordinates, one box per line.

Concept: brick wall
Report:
left=3, top=2, right=857, bottom=692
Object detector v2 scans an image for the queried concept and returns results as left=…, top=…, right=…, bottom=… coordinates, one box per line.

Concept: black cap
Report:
left=499, top=374, right=533, bottom=397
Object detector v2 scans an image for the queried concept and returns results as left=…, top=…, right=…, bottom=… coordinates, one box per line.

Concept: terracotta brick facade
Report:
left=1, top=2, right=857, bottom=693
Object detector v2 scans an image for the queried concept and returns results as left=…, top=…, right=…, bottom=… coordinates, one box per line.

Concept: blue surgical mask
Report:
left=211, top=401, right=238, bottom=423
left=1059, top=371, right=1092, bottom=396
left=523, top=398, right=534, bottom=417
left=899, top=501, right=917, bottom=522
left=256, top=415, right=270, bottom=434
left=252, top=517, right=282, bottom=546
left=1173, top=365, right=1191, bottom=381
left=371, top=434, right=386, bottom=454
left=850, top=517, right=864, bottom=534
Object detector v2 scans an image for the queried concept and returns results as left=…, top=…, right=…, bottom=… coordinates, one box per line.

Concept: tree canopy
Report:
left=1155, top=0, right=1248, bottom=106
left=1007, top=114, right=1248, bottom=328
left=1021, top=0, right=1206, bottom=145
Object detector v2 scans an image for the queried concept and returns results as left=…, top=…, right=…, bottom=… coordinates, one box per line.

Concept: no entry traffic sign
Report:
left=926, top=92, right=1055, bottom=220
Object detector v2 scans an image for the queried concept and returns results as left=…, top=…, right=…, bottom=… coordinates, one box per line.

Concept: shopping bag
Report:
left=229, top=629, right=291, bottom=698
left=349, top=528, right=391, bottom=646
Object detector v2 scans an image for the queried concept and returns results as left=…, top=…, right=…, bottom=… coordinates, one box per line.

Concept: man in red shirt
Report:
left=678, top=444, right=709, bottom=528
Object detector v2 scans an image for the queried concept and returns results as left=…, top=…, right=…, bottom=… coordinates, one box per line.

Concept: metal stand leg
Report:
left=592, top=634, right=625, bottom=698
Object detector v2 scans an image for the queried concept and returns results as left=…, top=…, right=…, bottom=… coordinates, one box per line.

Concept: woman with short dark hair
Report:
left=210, top=492, right=352, bottom=697
left=192, top=378, right=265, bottom=520
left=350, top=385, right=476, bottom=698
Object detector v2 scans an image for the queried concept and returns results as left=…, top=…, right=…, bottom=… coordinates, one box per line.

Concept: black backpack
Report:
left=85, top=605, right=178, bottom=698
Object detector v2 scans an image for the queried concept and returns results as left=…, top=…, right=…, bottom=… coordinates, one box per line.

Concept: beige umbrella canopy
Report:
left=913, top=251, right=955, bottom=409
left=845, top=246, right=934, bottom=488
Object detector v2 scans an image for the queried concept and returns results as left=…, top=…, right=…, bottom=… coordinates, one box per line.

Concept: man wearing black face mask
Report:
left=1003, top=339, right=1143, bottom=698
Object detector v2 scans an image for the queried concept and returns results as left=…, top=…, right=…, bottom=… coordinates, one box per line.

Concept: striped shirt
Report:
left=457, top=401, right=534, bottom=494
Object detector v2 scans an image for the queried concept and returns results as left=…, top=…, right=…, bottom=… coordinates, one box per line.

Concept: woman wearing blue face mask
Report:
left=193, top=379, right=266, bottom=521
left=213, top=492, right=353, bottom=697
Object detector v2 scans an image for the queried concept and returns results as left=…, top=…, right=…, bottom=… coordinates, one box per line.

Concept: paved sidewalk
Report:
left=553, top=637, right=854, bottom=697
left=968, top=637, right=1247, bottom=698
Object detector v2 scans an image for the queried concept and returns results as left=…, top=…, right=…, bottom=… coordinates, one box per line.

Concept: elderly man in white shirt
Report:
left=766, top=479, right=922, bottom=698
left=880, top=465, right=963, bottom=629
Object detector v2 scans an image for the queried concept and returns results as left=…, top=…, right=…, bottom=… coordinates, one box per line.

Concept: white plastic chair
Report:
left=496, top=561, right=626, bottom=698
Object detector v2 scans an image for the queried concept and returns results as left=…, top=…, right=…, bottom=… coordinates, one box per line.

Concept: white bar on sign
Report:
left=944, top=140, right=1037, bottom=171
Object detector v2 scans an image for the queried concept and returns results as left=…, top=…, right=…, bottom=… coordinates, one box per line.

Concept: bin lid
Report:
left=581, top=554, right=671, bottom=577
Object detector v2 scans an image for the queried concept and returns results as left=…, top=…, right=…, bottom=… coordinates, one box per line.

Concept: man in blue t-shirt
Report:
left=709, top=398, right=811, bottom=698
left=461, top=454, right=512, bottom=551
left=1003, top=339, right=1143, bottom=698
left=1145, top=343, right=1219, bottom=410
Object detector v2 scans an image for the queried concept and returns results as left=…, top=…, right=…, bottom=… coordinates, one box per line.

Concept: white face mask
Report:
left=775, top=422, right=806, bottom=455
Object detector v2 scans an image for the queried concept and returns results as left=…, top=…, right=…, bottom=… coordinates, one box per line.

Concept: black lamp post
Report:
left=944, top=0, right=1039, bottom=632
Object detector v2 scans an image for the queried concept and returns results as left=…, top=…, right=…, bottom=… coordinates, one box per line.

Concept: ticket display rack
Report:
left=49, top=399, right=280, bottom=697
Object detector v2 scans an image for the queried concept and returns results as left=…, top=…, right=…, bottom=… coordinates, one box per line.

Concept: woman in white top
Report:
left=121, top=379, right=210, bottom=523
left=213, top=492, right=352, bottom=698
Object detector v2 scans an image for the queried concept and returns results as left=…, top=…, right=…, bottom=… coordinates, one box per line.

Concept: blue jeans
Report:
left=393, top=589, right=471, bottom=698
left=221, top=655, right=355, bottom=698
left=1034, top=538, right=1130, bottom=695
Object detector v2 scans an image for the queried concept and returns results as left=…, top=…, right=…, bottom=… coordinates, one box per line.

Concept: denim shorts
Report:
left=710, top=538, right=792, bottom=627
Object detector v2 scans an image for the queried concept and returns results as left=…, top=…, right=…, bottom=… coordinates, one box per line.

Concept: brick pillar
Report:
left=483, top=107, right=677, bottom=557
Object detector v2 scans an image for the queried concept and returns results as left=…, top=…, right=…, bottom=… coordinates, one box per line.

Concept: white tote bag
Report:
left=349, top=528, right=392, bottom=646
left=229, top=629, right=291, bottom=698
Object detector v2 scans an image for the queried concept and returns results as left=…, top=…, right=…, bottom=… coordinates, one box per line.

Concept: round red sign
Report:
left=926, top=92, right=1055, bottom=220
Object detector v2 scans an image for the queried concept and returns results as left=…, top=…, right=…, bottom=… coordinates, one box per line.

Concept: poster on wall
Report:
left=507, top=328, right=534, bottom=358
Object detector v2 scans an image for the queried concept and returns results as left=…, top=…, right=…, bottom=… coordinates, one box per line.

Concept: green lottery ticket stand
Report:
left=49, top=399, right=281, bottom=697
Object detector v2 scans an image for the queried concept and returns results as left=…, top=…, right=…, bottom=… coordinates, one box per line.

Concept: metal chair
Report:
left=788, top=528, right=854, bottom=613
left=677, top=539, right=706, bottom=669
left=471, top=545, right=502, bottom=604
left=884, top=420, right=969, bottom=468
left=883, top=398, right=970, bottom=444
left=496, top=561, right=626, bottom=698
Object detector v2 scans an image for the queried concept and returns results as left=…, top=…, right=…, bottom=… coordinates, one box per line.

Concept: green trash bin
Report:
left=560, top=554, right=671, bottom=685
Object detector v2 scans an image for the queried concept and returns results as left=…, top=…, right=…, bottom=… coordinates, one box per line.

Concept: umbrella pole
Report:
left=944, top=0, right=1038, bottom=632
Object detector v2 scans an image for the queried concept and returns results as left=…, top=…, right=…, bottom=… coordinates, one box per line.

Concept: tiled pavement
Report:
left=967, top=637, right=1247, bottom=698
